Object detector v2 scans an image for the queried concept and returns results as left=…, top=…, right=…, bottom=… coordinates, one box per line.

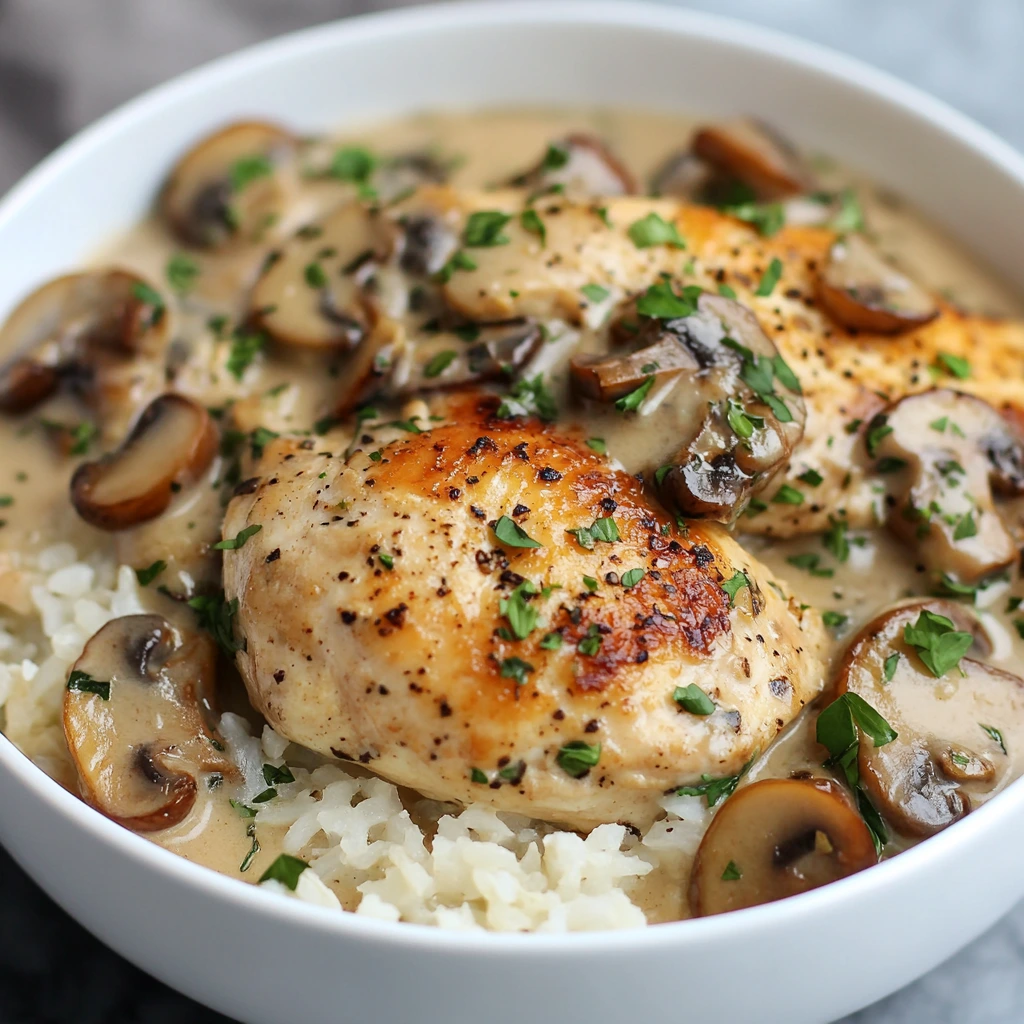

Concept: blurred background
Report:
left=1, top=0, right=1023, bottom=1020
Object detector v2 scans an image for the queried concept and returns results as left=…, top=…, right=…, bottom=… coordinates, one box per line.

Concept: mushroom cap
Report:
left=0, top=269, right=168, bottom=418
left=510, top=133, right=636, bottom=196
left=574, top=291, right=805, bottom=522
left=689, top=777, right=876, bottom=916
left=816, top=234, right=938, bottom=335
left=63, top=614, right=233, bottom=831
left=692, top=118, right=815, bottom=200
left=71, top=392, right=217, bottom=530
left=874, top=389, right=1024, bottom=583
left=161, top=120, right=298, bottom=250
left=250, top=200, right=400, bottom=350
left=833, top=599, right=1023, bottom=837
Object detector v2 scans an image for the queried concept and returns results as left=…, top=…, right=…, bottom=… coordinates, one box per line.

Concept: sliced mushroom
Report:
left=509, top=134, right=636, bottom=196
left=833, top=599, right=1023, bottom=837
left=374, top=151, right=451, bottom=203
left=71, top=393, right=217, bottom=530
left=692, top=118, right=815, bottom=200
left=250, top=200, right=398, bottom=349
left=328, top=317, right=406, bottom=419
left=649, top=150, right=714, bottom=200
left=161, top=121, right=298, bottom=249
left=689, top=778, right=876, bottom=916
left=63, top=614, right=233, bottom=831
left=393, top=319, right=542, bottom=394
left=817, top=234, right=938, bottom=334
left=0, top=270, right=167, bottom=417
left=573, top=292, right=805, bottom=522
left=872, top=389, right=1024, bottom=582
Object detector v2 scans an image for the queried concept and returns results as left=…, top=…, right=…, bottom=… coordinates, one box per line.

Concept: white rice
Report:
left=0, top=542, right=711, bottom=932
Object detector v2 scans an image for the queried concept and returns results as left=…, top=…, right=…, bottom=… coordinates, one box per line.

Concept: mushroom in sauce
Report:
left=831, top=599, right=1023, bottom=837
left=689, top=777, right=877, bottom=916
left=63, top=614, right=233, bottom=831
left=509, top=133, right=636, bottom=196
left=0, top=269, right=167, bottom=421
left=816, top=234, right=938, bottom=334
left=870, top=389, right=1024, bottom=583
left=250, top=201, right=400, bottom=350
left=572, top=291, right=805, bottom=522
left=71, top=393, right=217, bottom=530
left=161, top=121, right=298, bottom=249
left=691, top=118, right=815, bottom=200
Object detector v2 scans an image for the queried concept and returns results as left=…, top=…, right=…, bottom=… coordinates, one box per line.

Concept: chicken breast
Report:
left=222, top=399, right=825, bottom=828
left=396, top=186, right=1024, bottom=537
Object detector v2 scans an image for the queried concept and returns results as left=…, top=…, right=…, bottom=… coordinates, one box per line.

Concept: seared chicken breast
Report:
left=223, top=400, right=825, bottom=827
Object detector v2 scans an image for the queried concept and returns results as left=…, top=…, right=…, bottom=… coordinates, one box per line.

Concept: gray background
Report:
left=0, top=0, right=1022, bottom=1021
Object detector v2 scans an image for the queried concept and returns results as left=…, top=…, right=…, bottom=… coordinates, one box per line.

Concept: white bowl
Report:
left=3, top=4, right=1024, bottom=1022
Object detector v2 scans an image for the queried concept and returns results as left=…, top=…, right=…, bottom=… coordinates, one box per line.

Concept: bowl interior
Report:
left=2, top=4, right=1024, bottom=1022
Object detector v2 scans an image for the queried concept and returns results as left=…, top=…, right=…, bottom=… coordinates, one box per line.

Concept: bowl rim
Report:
left=3, top=0, right=1024, bottom=953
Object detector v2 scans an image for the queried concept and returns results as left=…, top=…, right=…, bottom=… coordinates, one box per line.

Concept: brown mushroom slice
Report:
left=817, top=234, right=938, bottom=334
left=510, top=134, right=636, bottom=196
left=71, top=393, right=217, bottom=530
left=161, top=121, right=298, bottom=249
left=833, top=599, right=1022, bottom=837
left=692, top=118, right=815, bottom=200
left=374, top=151, right=451, bottom=204
left=63, top=614, right=233, bottom=831
left=571, top=335, right=699, bottom=401
left=575, top=292, right=805, bottom=522
left=0, top=270, right=167, bottom=416
left=649, top=150, right=714, bottom=199
left=689, top=778, right=876, bottom=916
left=873, top=389, right=1024, bottom=582
left=327, top=318, right=406, bottom=420
left=250, top=201, right=398, bottom=350
left=394, top=319, right=542, bottom=394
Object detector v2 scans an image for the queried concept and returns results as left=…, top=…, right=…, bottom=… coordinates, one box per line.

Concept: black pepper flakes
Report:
left=265, top=548, right=281, bottom=563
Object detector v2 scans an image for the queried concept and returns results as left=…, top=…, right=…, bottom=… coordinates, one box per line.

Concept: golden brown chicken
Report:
left=222, top=399, right=825, bottom=828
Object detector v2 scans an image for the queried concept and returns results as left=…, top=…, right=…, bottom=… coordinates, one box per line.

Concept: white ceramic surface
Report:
left=2, top=4, right=1024, bottom=1022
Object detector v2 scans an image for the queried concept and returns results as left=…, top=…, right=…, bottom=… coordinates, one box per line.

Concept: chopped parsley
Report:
left=823, top=517, right=851, bottom=563
left=755, top=257, right=784, bottom=297
left=953, top=512, right=978, bottom=541
left=499, top=581, right=540, bottom=640
left=628, top=212, right=686, bottom=249
left=786, top=553, right=833, bottom=578
left=493, top=515, right=543, bottom=549
left=520, top=208, right=546, bottom=246
left=864, top=415, right=892, bottom=457
left=817, top=691, right=897, bottom=788
left=677, top=752, right=756, bottom=808
left=187, top=592, right=243, bottom=656
left=721, top=571, right=750, bottom=605
left=980, top=723, right=1008, bottom=755
left=722, top=200, right=785, bottom=237
left=423, top=350, right=457, bottom=378
left=226, top=330, right=265, bottom=380
left=772, top=484, right=804, bottom=506
left=378, top=552, right=395, bottom=570
left=635, top=280, right=701, bottom=319
left=539, top=632, right=563, bottom=650
left=213, top=524, right=262, bottom=551
left=500, top=656, right=534, bottom=686
left=470, top=768, right=488, bottom=784
left=258, top=853, right=309, bottom=891
left=903, top=609, right=974, bottom=678
left=582, top=575, right=599, bottom=593
left=556, top=740, right=601, bottom=778
left=436, top=250, right=478, bottom=283
left=797, top=469, right=824, bottom=487
left=717, top=283, right=738, bottom=299
left=229, top=154, right=274, bottom=192
left=581, top=283, right=610, bottom=303
left=166, top=253, right=200, bottom=294
left=496, top=374, right=558, bottom=422
left=304, top=261, right=328, bottom=288
left=249, top=426, right=279, bottom=458
left=262, top=763, right=295, bottom=786
left=577, top=624, right=603, bottom=656
left=66, top=670, right=110, bottom=701
left=614, top=376, right=655, bottom=413
left=620, top=568, right=645, bottom=589
left=721, top=861, right=743, bottom=881
left=586, top=437, right=607, bottom=454
left=673, top=683, right=715, bottom=715
left=883, top=652, right=900, bottom=682
left=135, top=560, right=167, bottom=586
left=330, top=146, right=376, bottom=186
left=464, top=210, right=512, bottom=247
left=936, top=352, right=971, bottom=380
left=567, top=516, right=620, bottom=550
left=822, top=610, right=848, bottom=630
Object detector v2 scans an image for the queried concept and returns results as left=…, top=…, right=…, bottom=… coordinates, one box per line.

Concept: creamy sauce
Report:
left=3, top=106, right=1024, bottom=923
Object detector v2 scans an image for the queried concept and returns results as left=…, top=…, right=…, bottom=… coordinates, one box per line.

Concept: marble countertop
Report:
left=1, top=0, right=1023, bottom=1020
